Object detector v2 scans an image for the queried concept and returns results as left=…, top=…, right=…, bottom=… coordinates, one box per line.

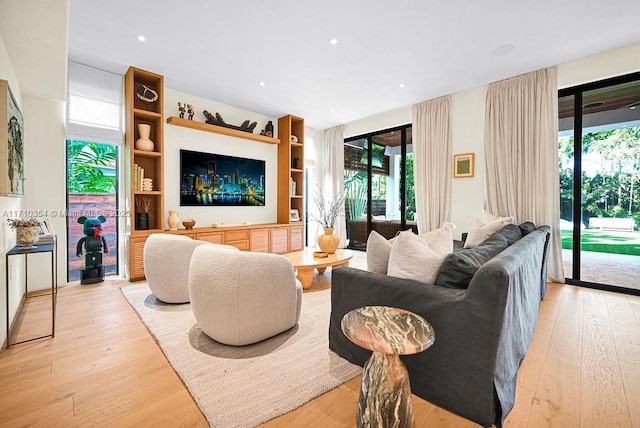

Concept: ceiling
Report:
left=68, top=0, right=640, bottom=130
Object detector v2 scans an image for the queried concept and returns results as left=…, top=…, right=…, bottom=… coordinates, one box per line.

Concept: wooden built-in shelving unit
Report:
left=278, top=115, right=305, bottom=229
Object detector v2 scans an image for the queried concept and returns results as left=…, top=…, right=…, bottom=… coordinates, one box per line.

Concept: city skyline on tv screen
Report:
left=180, top=149, right=265, bottom=206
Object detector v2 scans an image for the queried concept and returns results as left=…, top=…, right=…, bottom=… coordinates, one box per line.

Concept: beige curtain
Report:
left=485, top=67, right=564, bottom=283
left=412, top=96, right=452, bottom=232
left=314, top=125, right=347, bottom=247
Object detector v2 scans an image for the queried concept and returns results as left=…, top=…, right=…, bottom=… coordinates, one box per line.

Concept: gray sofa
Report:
left=329, top=225, right=550, bottom=428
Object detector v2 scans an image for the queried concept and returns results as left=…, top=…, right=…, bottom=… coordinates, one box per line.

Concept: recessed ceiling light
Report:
left=137, top=35, right=146, bottom=42
left=259, top=81, right=265, bottom=87
left=329, top=38, right=338, bottom=45
left=399, top=83, right=406, bottom=88
left=491, top=44, right=515, bottom=56
left=330, top=108, right=335, bottom=112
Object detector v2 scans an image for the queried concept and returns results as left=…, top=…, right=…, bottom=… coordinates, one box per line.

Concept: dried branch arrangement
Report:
left=135, top=196, right=152, bottom=213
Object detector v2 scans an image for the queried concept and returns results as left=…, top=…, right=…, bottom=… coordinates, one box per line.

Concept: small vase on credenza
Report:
left=168, top=210, right=179, bottom=230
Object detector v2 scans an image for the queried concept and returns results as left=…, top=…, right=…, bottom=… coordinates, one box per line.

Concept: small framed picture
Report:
left=290, top=209, right=300, bottom=222
left=38, top=217, right=55, bottom=235
left=453, top=153, right=474, bottom=178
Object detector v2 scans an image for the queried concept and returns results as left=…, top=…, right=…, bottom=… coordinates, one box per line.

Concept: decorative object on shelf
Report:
left=291, top=135, right=299, bottom=143
left=168, top=210, right=179, bottom=230
left=7, top=218, right=41, bottom=248
left=1, top=80, right=24, bottom=197
left=317, top=227, right=340, bottom=254
left=202, top=110, right=257, bottom=133
left=265, top=120, right=274, bottom=137
left=182, top=219, right=196, bottom=230
left=187, top=104, right=194, bottom=120
left=178, top=102, right=186, bottom=119
left=141, top=177, right=153, bottom=191
left=135, top=196, right=152, bottom=230
left=135, top=123, right=154, bottom=151
left=311, top=188, right=345, bottom=254
left=290, top=209, right=300, bottom=222
left=136, top=84, right=159, bottom=110
left=313, top=251, right=328, bottom=258
left=453, top=152, right=474, bottom=178
left=76, top=215, right=109, bottom=284
left=292, top=157, right=299, bottom=169
left=290, top=178, right=297, bottom=196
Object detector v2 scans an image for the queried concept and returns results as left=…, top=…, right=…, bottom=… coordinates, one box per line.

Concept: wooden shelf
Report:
left=290, top=168, right=303, bottom=173
left=291, top=195, right=303, bottom=199
left=133, top=108, right=162, bottom=119
left=291, top=142, right=303, bottom=148
left=133, top=150, right=162, bottom=157
left=133, top=191, right=162, bottom=195
left=166, top=116, right=280, bottom=145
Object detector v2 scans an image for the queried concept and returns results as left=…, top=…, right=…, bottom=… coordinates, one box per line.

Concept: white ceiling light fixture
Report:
left=491, top=44, right=515, bottom=56
left=399, top=83, right=406, bottom=88
left=329, top=38, right=338, bottom=45
left=137, top=35, right=146, bottom=42
left=259, top=81, right=265, bottom=87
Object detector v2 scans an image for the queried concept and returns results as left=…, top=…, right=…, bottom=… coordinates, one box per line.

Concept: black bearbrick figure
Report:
left=76, top=215, right=109, bottom=284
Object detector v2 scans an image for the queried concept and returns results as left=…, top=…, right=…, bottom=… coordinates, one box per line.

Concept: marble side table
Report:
left=341, top=306, right=435, bottom=428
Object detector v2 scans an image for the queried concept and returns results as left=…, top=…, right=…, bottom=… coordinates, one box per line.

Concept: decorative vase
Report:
left=317, top=227, right=340, bottom=254
left=135, top=123, right=154, bottom=151
left=168, top=210, right=179, bottom=230
left=136, top=213, right=149, bottom=230
left=16, top=226, right=40, bottom=248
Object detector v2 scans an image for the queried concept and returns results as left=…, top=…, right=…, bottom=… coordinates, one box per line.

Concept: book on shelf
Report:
left=38, top=234, right=56, bottom=244
left=134, top=163, right=139, bottom=191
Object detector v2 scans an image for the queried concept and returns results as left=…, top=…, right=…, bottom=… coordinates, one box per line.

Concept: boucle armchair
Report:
left=143, top=233, right=210, bottom=303
left=189, top=244, right=303, bottom=346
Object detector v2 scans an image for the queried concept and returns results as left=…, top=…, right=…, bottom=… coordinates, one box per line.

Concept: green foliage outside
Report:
left=560, top=229, right=640, bottom=256
left=559, top=126, right=640, bottom=228
left=67, top=140, right=117, bottom=194
left=344, top=170, right=367, bottom=220
left=405, top=154, right=415, bottom=220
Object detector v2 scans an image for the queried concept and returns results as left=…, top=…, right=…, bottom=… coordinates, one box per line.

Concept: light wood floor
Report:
left=1, top=278, right=638, bottom=427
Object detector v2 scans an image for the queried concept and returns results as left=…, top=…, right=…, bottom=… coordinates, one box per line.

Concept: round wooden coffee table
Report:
left=283, top=248, right=353, bottom=290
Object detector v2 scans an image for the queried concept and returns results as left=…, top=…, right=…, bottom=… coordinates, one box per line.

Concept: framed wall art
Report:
left=290, top=209, right=300, bottom=222
left=0, top=80, right=24, bottom=196
left=453, top=153, right=474, bottom=178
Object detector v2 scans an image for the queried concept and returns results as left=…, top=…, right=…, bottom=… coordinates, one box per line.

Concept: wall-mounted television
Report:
left=180, top=149, right=265, bottom=206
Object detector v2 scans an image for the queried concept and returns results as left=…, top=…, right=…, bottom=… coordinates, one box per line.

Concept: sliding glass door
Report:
left=344, top=125, right=413, bottom=250
left=559, top=72, right=640, bottom=294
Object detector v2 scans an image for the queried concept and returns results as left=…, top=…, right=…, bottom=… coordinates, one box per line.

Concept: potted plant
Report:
left=135, top=196, right=152, bottom=230
left=311, top=189, right=345, bottom=254
left=7, top=218, right=42, bottom=248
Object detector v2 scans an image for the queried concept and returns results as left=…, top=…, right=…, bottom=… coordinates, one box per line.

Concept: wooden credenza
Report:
left=129, top=223, right=304, bottom=281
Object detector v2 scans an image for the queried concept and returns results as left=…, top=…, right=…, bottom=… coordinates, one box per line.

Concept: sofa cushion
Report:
left=496, top=224, right=522, bottom=245
left=418, top=221, right=455, bottom=257
left=518, top=221, right=536, bottom=236
left=435, top=234, right=509, bottom=289
left=464, top=218, right=511, bottom=248
left=387, top=231, right=446, bottom=284
left=366, top=230, right=393, bottom=274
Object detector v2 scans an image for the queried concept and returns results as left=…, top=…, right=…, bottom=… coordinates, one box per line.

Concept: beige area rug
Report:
left=120, top=283, right=360, bottom=427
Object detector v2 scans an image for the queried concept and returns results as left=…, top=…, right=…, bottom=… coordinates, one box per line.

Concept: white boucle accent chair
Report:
left=189, top=243, right=303, bottom=346
left=143, top=233, right=211, bottom=303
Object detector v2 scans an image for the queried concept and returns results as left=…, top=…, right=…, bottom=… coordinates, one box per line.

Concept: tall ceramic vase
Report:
left=317, top=227, right=340, bottom=254
left=135, top=123, right=154, bottom=151
left=168, top=210, right=179, bottom=230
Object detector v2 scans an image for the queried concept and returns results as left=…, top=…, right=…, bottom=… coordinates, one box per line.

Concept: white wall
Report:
left=163, top=88, right=279, bottom=226
left=0, top=30, right=23, bottom=348
left=339, top=41, right=640, bottom=240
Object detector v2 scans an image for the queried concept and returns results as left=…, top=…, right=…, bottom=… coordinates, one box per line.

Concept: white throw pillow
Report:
left=366, top=230, right=393, bottom=274
left=387, top=231, right=445, bottom=284
left=480, top=211, right=515, bottom=225
left=464, top=218, right=509, bottom=248
left=418, top=222, right=455, bottom=257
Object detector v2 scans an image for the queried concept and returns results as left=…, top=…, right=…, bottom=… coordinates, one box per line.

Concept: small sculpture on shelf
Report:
left=76, top=215, right=109, bottom=284
left=178, top=102, right=186, bottom=119
left=202, top=110, right=258, bottom=133
left=187, top=104, right=195, bottom=120
left=265, top=120, right=274, bottom=137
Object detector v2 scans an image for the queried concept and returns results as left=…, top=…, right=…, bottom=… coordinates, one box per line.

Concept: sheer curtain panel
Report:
left=412, top=96, right=452, bottom=232
left=484, top=67, right=563, bottom=282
